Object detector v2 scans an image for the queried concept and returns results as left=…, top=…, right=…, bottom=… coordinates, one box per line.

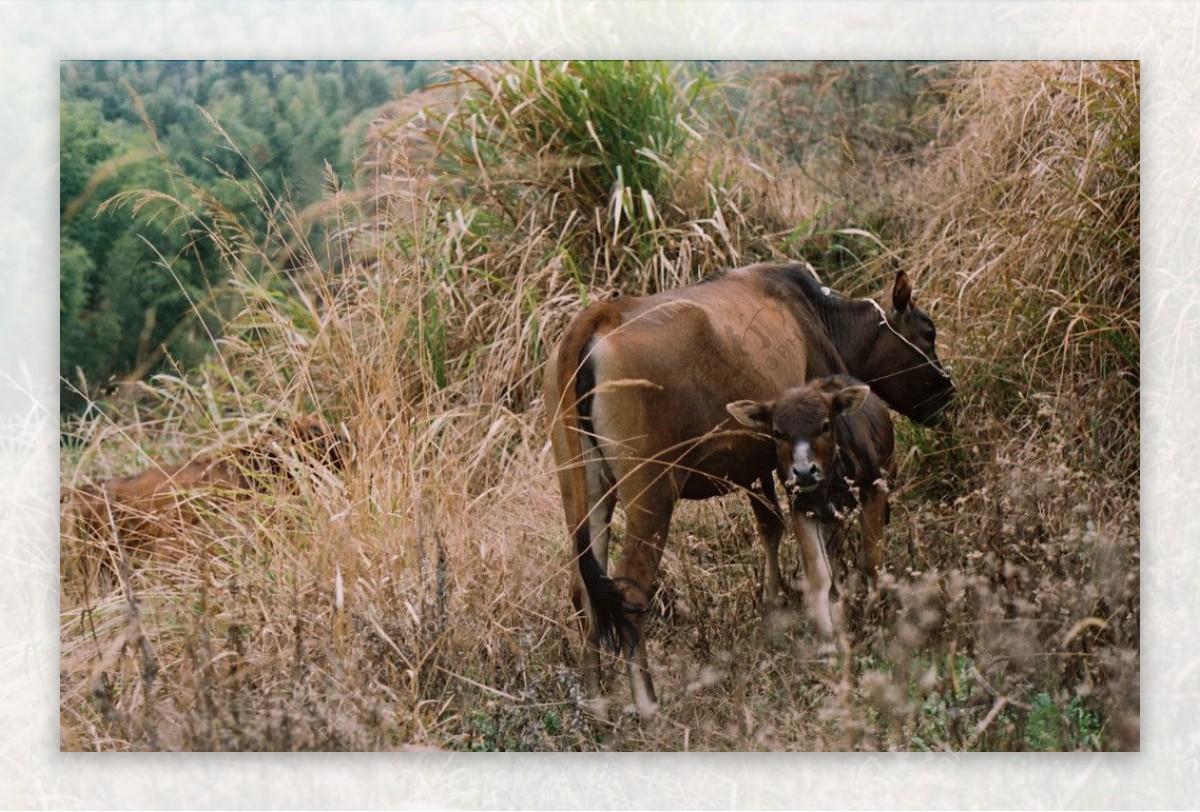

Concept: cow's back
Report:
left=594, top=273, right=817, bottom=422
left=581, top=273, right=822, bottom=495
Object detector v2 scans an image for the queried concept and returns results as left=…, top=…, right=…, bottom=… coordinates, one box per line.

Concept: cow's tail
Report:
left=552, top=304, right=638, bottom=654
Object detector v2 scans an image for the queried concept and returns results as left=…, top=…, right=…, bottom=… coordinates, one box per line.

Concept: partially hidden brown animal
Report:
left=65, top=414, right=346, bottom=576
left=546, top=262, right=953, bottom=716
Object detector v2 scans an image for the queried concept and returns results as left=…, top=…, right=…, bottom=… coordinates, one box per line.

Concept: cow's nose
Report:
left=792, top=464, right=823, bottom=490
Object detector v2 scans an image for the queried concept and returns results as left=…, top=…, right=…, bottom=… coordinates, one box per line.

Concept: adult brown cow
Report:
left=546, top=261, right=953, bottom=716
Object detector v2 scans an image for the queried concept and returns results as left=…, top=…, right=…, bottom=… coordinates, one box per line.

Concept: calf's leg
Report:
left=791, top=511, right=836, bottom=652
left=857, top=487, right=886, bottom=591
left=855, top=488, right=888, bottom=622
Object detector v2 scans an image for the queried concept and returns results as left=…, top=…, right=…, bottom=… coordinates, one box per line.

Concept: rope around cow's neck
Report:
left=806, top=261, right=950, bottom=382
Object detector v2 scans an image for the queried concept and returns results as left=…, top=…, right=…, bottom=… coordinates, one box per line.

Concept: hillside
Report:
left=60, top=60, right=1138, bottom=752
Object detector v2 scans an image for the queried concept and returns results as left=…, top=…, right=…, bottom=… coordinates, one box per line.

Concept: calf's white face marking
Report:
left=786, top=440, right=822, bottom=491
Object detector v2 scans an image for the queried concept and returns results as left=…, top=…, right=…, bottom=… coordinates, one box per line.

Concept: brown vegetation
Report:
left=59, top=60, right=1138, bottom=751
left=63, top=414, right=345, bottom=586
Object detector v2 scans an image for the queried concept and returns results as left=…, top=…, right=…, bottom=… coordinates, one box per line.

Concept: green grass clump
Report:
left=423, top=61, right=710, bottom=282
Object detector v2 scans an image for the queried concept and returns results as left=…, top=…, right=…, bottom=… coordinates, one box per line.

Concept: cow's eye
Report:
left=820, top=419, right=831, bottom=434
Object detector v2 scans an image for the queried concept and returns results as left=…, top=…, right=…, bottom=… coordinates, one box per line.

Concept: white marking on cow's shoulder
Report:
left=820, top=286, right=831, bottom=297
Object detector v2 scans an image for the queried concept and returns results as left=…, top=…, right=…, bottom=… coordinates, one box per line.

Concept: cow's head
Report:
left=863, top=270, right=955, bottom=426
left=727, top=380, right=869, bottom=493
left=240, top=414, right=348, bottom=483
left=284, top=413, right=347, bottom=470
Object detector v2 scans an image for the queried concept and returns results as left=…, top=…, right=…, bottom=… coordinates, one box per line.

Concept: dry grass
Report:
left=60, top=60, right=1138, bottom=751
left=894, top=60, right=1140, bottom=750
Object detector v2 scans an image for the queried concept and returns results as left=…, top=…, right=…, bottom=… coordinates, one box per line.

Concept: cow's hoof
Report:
left=623, top=698, right=659, bottom=721
left=816, top=640, right=839, bottom=662
left=582, top=696, right=611, bottom=722
left=762, top=592, right=790, bottom=610
left=763, top=605, right=802, bottom=644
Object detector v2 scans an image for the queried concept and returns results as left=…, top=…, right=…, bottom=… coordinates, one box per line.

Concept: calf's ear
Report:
left=726, top=400, right=773, bottom=430
left=831, top=385, right=870, bottom=416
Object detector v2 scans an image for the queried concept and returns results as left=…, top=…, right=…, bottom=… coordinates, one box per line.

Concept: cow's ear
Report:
left=832, top=385, right=870, bottom=416
left=726, top=400, right=773, bottom=430
left=892, top=270, right=912, bottom=314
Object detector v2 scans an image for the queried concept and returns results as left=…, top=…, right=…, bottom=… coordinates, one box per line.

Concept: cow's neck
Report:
left=817, top=297, right=881, bottom=380
left=775, top=264, right=884, bottom=380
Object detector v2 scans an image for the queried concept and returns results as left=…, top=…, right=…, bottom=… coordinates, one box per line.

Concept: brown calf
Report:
left=727, top=374, right=895, bottom=642
left=546, top=262, right=953, bottom=716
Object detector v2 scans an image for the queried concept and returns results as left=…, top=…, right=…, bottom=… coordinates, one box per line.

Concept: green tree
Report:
left=60, top=60, right=424, bottom=417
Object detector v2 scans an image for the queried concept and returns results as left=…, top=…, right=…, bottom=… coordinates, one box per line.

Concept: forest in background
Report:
left=60, top=60, right=441, bottom=416
left=59, top=61, right=1138, bottom=752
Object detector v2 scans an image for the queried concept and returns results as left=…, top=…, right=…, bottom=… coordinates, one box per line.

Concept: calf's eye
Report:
left=821, top=419, right=831, bottom=433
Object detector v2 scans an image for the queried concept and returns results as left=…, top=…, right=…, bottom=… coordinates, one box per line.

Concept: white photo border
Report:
left=5, top=1, right=1188, bottom=807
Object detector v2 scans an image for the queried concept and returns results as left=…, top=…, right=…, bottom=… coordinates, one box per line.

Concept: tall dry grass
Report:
left=882, top=61, right=1140, bottom=750
left=912, top=61, right=1138, bottom=476
left=60, top=60, right=1138, bottom=751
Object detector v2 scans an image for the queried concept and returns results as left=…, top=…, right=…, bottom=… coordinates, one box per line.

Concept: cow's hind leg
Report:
left=585, top=443, right=618, bottom=569
left=747, top=475, right=786, bottom=606
left=610, top=473, right=675, bottom=718
left=570, top=445, right=617, bottom=700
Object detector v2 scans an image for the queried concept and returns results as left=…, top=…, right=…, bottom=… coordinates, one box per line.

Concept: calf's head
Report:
left=727, top=381, right=869, bottom=493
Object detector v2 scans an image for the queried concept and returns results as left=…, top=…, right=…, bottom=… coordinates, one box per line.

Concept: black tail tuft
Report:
left=575, top=526, right=639, bottom=655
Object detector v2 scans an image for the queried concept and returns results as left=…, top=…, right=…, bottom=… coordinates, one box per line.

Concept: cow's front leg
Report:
left=747, top=476, right=787, bottom=605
